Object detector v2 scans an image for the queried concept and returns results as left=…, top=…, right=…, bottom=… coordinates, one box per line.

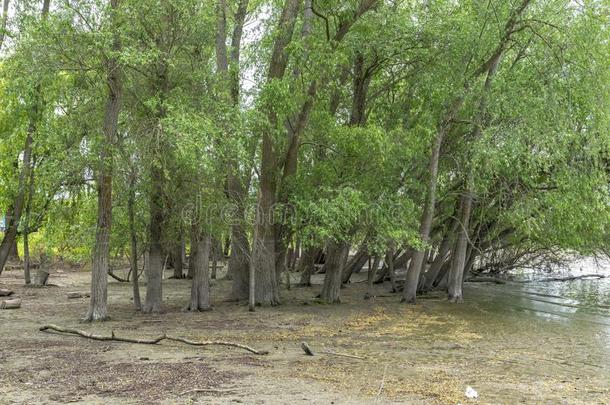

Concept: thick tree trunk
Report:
left=448, top=189, right=473, bottom=303
left=319, top=241, right=349, bottom=304
left=186, top=228, right=211, bottom=312
left=215, top=0, right=252, bottom=299
left=251, top=0, right=301, bottom=306
left=84, top=0, right=121, bottom=322
left=298, top=246, right=317, bottom=286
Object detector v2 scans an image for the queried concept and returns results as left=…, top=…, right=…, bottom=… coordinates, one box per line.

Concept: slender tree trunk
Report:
left=401, top=98, right=463, bottom=304
left=143, top=170, right=164, bottom=313
left=0, top=130, right=33, bottom=276
left=84, top=0, right=121, bottom=322
left=365, top=255, right=380, bottom=299
left=172, top=230, right=183, bottom=279
left=401, top=132, right=443, bottom=303
left=128, top=173, right=141, bottom=311
left=185, top=226, right=211, bottom=312
left=0, top=0, right=9, bottom=52
left=423, top=217, right=458, bottom=291
left=448, top=183, right=474, bottom=303
left=320, top=241, right=349, bottom=304
left=23, top=160, right=35, bottom=285
left=386, top=247, right=396, bottom=292
left=341, top=244, right=368, bottom=283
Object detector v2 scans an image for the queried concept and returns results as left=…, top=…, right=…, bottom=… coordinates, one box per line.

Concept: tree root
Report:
left=39, top=324, right=269, bottom=355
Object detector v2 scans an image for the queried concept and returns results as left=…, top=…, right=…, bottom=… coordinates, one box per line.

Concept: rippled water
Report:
left=467, top=257, right=610, bottom=345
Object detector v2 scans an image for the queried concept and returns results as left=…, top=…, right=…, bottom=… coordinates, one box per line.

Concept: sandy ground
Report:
left=1, top=264, right=609, bottom=404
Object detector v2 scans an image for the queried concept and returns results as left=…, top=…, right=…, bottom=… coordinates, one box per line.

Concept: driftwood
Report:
left=1, top=298, right=21, bottom=309
left=39, top=324, right=269, bottom=355
left=536, top=274, right=606, bottom=282
left=67, top=292, right=91, bottom=299
left=300, top=341, right=365, bottom=360
left=0, top=288, right=14, bottom=296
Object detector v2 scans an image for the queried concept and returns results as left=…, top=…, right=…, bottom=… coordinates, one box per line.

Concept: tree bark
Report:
left=298, top=246, right=318, bottom=286
left=251, top=0, right=301, bottom=306
left=401, top=99, right=461, bottom=303
left=0, top=0, right=9, bottom=52
left=423, top=216, right=458, bottom=291
left=128, top=171, right=141, bottom=311
left=215, top=0, right=252, bottom=300
left=447, top=188, right=473, bottom=303
left=341, top=243, right=368, bottom=283
left=365, top=255, right=380, bottom=299
left=319, top=241, right=349, bottom=304
left=85, top=0, right=121, bottom=322
left=186, top=226, right=211, bottom=312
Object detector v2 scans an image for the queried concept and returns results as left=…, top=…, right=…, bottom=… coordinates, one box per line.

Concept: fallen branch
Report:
left=67, top=292, right=90, bottom=299
left=1, top=298, right=21, bottom=309
left=39, top=324, right=268, bottom=355
left=300, top=341, right=365, bottom=360
left=165, top=336, right=269, bottom=355
left=180, top=388, right=239, bottom=396
left=0, top=288, right=14, bottom=297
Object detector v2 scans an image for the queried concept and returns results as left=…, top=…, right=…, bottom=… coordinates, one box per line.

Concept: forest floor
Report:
left=1, top=263, right=609, bottom=404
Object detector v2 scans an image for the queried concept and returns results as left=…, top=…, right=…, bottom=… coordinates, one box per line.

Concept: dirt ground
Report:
left=1, top=264, right=609, bottom=404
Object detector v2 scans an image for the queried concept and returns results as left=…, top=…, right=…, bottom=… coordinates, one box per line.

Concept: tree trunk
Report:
left=365, top=255, right=380, bottom=299
left=341, top=244, right=368, bottom=283
left=0, top=0, right=9, bottom=52
left=23, top=163, right=35, bottom=284
left=401, top=132, right=443, bottom=304
left=215, top=0, right=252, bottom=299
left=128, top=173, right=141, bottom=311
left=401, top=98, right=463, bottom=304
left=186, top=227, right=211, bottom=312
left=319, top=241, right=349, bottom=304
left=298, top=246, right=317, bottom=286
left=84, top=0, right=121, bottom=322
left=386, top=247, right=396, bottom=292
left=0, top=136, right=32, bottom=276
left=229, top=220, right=250, bottom=300
left=448, top=188, right=473, bottom=303
left=423, top=217, right=458, bottom=291
left=250, top=0, right=301, bottom=306
left=172, top=229, right=184, bottom=279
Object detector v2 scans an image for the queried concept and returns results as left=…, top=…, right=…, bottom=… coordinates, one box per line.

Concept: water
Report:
left=466, top=257, right=610, bottom=345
